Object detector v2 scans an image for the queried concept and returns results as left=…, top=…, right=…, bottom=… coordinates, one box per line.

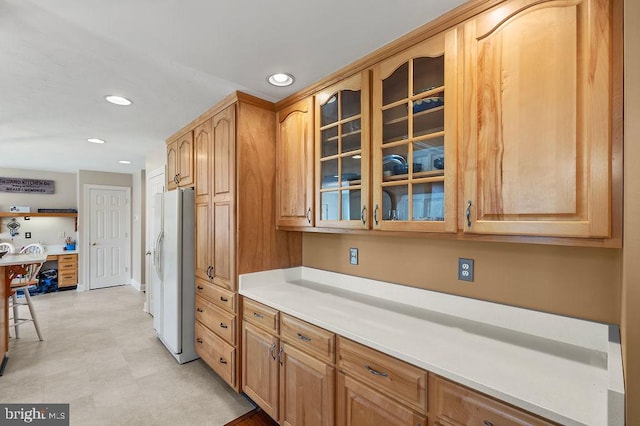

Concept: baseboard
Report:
left=130, top=279, right=141, bottom=291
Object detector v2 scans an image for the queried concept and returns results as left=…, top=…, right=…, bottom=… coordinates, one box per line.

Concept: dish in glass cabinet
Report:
left=412, top=96, right=444, bottom=114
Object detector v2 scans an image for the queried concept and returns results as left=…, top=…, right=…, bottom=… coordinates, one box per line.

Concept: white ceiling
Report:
left=0, top=0, right=468, bottom=174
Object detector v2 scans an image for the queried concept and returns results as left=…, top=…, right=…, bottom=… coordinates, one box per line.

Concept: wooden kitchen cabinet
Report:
left=371, top=31, right=458, bottom=233
left=276, top=97, right=315, bottom=228
left=242, top=300, right=336, bottom=425
left=166, top=130, right=194, bottom=190
left=241, top=297, right=281, bottom=417
left=429, top=374, right=557, bottom=426
left=189, top=92, right=301, bottom=392
left=57, top=253, right=78, bottom=288
left=337, top=373, right=427, bottom=426
left=280, top=343, right=335, bottom=426
left=315, top=72, right=370, bottom=229
left=460, top=0, right=613, bottom=238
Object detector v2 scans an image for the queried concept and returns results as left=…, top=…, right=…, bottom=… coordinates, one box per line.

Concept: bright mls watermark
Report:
left=1, top=404, right=69, bottom=425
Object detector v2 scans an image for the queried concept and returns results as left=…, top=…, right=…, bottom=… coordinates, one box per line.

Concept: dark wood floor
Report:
left=224, top=408, right=278, bottom=426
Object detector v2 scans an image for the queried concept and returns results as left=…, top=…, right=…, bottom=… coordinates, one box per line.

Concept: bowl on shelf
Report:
left=412, top=96, right=444, bottom=114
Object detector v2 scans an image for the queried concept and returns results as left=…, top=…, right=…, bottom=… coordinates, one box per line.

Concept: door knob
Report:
left=145, top=251, right=151, bottom=255
left=91, top=242, right=97, bottom=246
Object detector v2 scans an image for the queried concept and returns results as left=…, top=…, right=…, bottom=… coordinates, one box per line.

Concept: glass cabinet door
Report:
left=315, top=72, right=370, bottom=229
left=372, top=31, right=457, bottom=232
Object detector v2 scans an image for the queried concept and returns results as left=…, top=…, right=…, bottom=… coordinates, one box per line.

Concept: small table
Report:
left=0, top=252, right=46, bottom=375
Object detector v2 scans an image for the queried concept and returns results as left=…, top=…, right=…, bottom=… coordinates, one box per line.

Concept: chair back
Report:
left=20, top=243, right=44, bottom=255
left=12, top=243, right=45, bottom=286
left=0, top=242, right=15, bottom=254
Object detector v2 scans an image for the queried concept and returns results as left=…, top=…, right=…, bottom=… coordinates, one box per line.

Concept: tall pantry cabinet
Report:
left=192, top=92, right=301, bottom=391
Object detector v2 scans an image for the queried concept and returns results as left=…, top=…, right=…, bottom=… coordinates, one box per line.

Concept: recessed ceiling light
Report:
left=87, top=138, right=105, bottom=144
left=119, top=160, right=131, bottom=164
left=267, top=73, right=294, bottom=87
left=105, top=95, right=132, bottom=106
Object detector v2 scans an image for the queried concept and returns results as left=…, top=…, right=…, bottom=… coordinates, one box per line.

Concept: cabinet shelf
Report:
left=323, top=129, right=362, bottom=143
left=0, top=212, right=78, bottom=232
left=382, top=105, right=444, bottom=127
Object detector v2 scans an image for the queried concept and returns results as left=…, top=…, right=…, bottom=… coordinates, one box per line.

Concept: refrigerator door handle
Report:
left=154, top=231, right=164, bottom=279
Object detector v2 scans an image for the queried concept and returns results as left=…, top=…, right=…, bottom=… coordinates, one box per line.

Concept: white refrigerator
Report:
left=152, top=188, right=199, bottom=364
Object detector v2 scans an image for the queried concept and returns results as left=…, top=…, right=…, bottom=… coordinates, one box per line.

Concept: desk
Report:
left=0, top=252, right=46, bottom=374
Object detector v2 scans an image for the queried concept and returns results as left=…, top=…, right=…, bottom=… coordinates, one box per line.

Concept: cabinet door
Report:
left=177, top=131, right=194, bottom=187
left=336, top=373, right=426, bottom=426
left=315, top=72, right=370, bottom=229
left=276, top=97, right=314, bottom=228
left=166, top=139, right=178, bottom=190
left=461, top=0, right=611, bottom=238
left=242, top=321, right=280, bottom=420
left=194, top=119, right=213, bottom=282
left=372, top=31, right=458, bottom=233
left=280, top=343, right=335, bottom=426
left=194, top=119, right=212, bottom=203
left=211, top=105, right=236, bottom=290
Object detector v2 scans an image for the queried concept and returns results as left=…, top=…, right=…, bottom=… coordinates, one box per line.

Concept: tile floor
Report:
left=1, top=285, right=254, bottom=425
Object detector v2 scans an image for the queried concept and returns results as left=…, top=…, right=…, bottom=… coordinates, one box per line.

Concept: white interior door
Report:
left=89, top=186, right=130, bottom=289
left=146, top=167, right=165, bottom=314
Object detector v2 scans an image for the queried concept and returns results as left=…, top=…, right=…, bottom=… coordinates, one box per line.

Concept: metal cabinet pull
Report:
left=219, top=358, right=227, bottom=365
left=253, top=312, right=264, bottom=319
left=297, top=333, right=312, bottom=342
left=466, top=200, right=472, bottom=228
left=374, top=204, right=379, bottom=225
left=361, top=206, right=367, bottom=225
left=196, top=338, right=203, bottom=344
left=196, top=285, right=204, bottom=290
left=196, top=307, right=203, bottom=313
left=175, top=173, right=181, bottom=183
left=269, top=343, right=276, bottom=360
left=220, top=296, right=228, bottom=302
left=364, top=364, right=388, bottom=377
left=219, top=323, right=228, bottom=329
left=277, top=345, right=284, bottom=366
left=483, top=421, right=494, bottom=426
left=206, top=266, right=211, bottom=278
left=306, top=207, right=312, bottom=224
left=173, top=175, right=179, bottom=184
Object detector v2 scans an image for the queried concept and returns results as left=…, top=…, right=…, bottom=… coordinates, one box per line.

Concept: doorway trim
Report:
left=145, top=166, right=165, bottom=313
left=81, top=184, right=132, bottom=291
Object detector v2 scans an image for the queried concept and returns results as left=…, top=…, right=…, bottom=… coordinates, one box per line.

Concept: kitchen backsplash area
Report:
left=0, top=216, right=77, bottom=249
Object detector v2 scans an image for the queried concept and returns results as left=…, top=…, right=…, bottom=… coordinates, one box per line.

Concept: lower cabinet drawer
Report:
left=429, top=375, right=557, bottom=426
left=195, top=279, right=236, bottom=313
left=243, top=297, right=279, bottom=333
left=58, top=261, right=77, bottom=271
left=195, top=321, right=236, bottom=388
left=58, top=272, right=77, bottom=287
left=338, top=337, right=427, bottom=414
left=195, top=295, right=236, bottom=345
left=281, top=313, right=335, bottom=363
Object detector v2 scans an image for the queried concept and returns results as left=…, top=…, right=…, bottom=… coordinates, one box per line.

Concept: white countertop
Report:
left=239, top=267, right=624, bottom=426
left=0, top=252, right=47, bottom=267
left=44, top=245, right=78, bottom=256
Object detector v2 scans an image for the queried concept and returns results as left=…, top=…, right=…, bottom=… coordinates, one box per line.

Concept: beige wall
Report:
left=0, top=167, right=78, bottom=247
left=622, top=0, right=639, bottom=423
left=131, top=170, right=146, bottom=290
left=0, top=167, right=76, bottom=210
left=303, top=234, right=621, bottom=323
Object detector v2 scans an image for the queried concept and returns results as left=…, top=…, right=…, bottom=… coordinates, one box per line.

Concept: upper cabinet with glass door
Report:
left=371, top=31, right=458, bottom=232
left=315, top=72, right=370, bottom=229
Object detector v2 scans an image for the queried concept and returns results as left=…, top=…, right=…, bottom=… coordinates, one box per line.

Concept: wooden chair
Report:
left=8, top=243, right=44, bottom=340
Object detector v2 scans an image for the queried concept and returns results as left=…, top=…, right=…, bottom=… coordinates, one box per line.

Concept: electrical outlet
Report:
left=458, top=258, right=474, bottom=282
left=25, top=232, right=32, bottom=239
left=349, top=248, right=358, bottom=265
